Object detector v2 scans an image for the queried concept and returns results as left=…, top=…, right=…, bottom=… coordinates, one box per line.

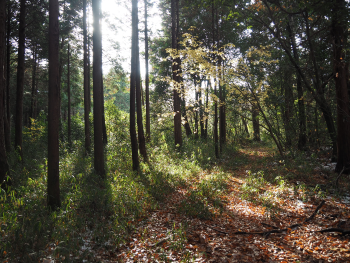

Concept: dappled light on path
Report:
left=111, top=145, right=350, bottom=262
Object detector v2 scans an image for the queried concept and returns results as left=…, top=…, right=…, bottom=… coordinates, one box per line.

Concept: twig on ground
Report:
left=304, top=200, right=325, bottom=223
left=334, top=166, right=345, bottom=191
left=261, top=222, right=279, bottom=229
left=228, top=200, right=326, bottom=238
left=316, top=228, right=350, bottom=235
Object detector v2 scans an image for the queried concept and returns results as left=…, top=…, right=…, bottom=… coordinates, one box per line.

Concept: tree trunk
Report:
left=219, top=83, right=226, bottom=148
left=88, top=14, right=91, bottom=114
left=47, top=0, right=60, bottom=210
left=287, top=18, right=307, bottom=150
left=92, top=0, right=105, bottom=177
left=204, top=79, right=209, bottom=139
left=130, top=0, right=139, bottom=171
left=171, top=0, right=182, bottom=147
left=67, top=43, right=71, bottom=146
left=214, top=82, right=219, bottom=158
left=15, top=0, right=25, bottom=158
left=242, top=116, right=249, bottom=137
left=179, top=68, right=192, bottom=137
left=83, top=0, right=91, bottom=153
left=4, top=1, right=11, bottom=153
left=314, top=105, right=320, bottom=147
left=134, top=2, right=147, bottom=161
left=217, top=17, right=226, bottom=152
left=101, top=71, right=107, bottom=145
left=136, top=45, right=147, bottom=161
left=219, top=77, right=226, bottom=151
left=252, top=104, right=260, bottom=141
left=199, top=79, right=205, bottom=139
left=58, top=37, right=65, bottom=142
left=212, top=1, right=218, bottom=157
left=176, top=6, right=191, bottom=138
left=30, top=45, right=37, bottom=123
left=144, top=0, right=150, bottom=142
left=194, top=78, right=199, bottom=139
left=0, top=0, right=10, bottom=185
left=332, top=0, right=350, bottom=173
left=282, top=67, right=294, bottom=147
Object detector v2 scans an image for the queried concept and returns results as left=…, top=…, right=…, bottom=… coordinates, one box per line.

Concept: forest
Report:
left=1, top=0, right=350, bottom=262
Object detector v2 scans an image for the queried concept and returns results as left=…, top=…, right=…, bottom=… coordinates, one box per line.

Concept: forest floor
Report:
left=90, top=144, right=350, bottom=262
left=2, top=141, right=350, bottom=263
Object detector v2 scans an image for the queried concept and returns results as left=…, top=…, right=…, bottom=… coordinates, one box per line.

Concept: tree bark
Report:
left=144, top=0, right=150, bottom=142
left=0, top=0, right=10, bottom=185
left=136, top=47, right=147, bottom=161
left=214, top=82, right=219, bottom=158
left=219, top=88, right=226, bottom=145
left=241, top=115, right=249, bottom=137
left=212, top=1, right=218, bottom=157
left=101, top=71, right=107, bottom=145
left=92, top=0, right=105, bottom=177
left=252, top=104, right=260, bottom=141
left=30, top=45, right=38, bottom=123
left=4, top=1, right=11, bottom=152
left=194, top=78, right=199, bottom=139
left=133, top=2, right=147, bottom=161
left=130, top=0, right=139, bottom=171
left=199, top=79, right=205, bottom=139
left=47, top=0, right=61, bottom=210
left=179, top=67, right=192, bottom=137
left=332, top=0, right=350, bottom=173
left=171, top=0, right=182, bottom=148
left=204, top=80, right=209, bottom=139
left=282, top=66, right=294, bottom=147
left=83, top=0, right=91, bottom=153
left=217, top=13, right=226, bottom=152
left=67, top=43, right=71, bottom=146
left=287, top=17, right=307, bottom=150
left=15, top=0, right=26, bottom=158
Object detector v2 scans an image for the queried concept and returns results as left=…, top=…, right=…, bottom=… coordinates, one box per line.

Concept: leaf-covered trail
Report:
left=104, top=146, right=350, bottom=262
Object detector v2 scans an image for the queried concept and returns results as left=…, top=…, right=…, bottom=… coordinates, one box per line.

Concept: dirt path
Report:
left=98, top=146, right=350, bottom=262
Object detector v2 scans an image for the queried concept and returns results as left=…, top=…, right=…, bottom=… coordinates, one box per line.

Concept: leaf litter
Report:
left=21, top=145, right=350, bottom=262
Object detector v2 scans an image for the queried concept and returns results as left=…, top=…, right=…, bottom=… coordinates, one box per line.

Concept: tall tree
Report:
left=92, top=0, right=105, bottom=177
left=67, top=43, right=71, bottom=146
left=136, top=42, right=147, bottom=160
left=15, top=0, right=26, bottom=158
left=252, top=103, right=260, bottom=141
left=144, top=0, right=151, bottom=142
left=176, top=2, right=192, bottom=138
left=83, top=0, right=91, bottom=153
left=0, top=0, right=10, bottom=186
left=130, top=0, right=139, bottom=171
left=219, top=72, right=226, bottom=149
left=332, top=0, right=350, bottom=173
left=286, top=16, right=306, bottom=150
left=30, top=44, right=38, bottom=122
left=47, top=0, right=61, bottom=210
left=217, top=13, right=226, bottom=152
left=101, top=72, right=107, bottom=145
left=4, top=1, right=11, bottom=152
left=100, top=6, right=107, bottom=146
left=212, top=1, right=219, bottom=158
left=171, top=0, right=182, bottom=147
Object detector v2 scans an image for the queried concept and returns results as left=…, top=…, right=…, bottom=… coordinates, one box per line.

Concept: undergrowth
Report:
left=1, top=104, right=345, bottom=262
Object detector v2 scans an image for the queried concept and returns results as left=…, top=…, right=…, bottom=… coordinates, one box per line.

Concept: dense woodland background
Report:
left=0, top=0, right=350, bottom=262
